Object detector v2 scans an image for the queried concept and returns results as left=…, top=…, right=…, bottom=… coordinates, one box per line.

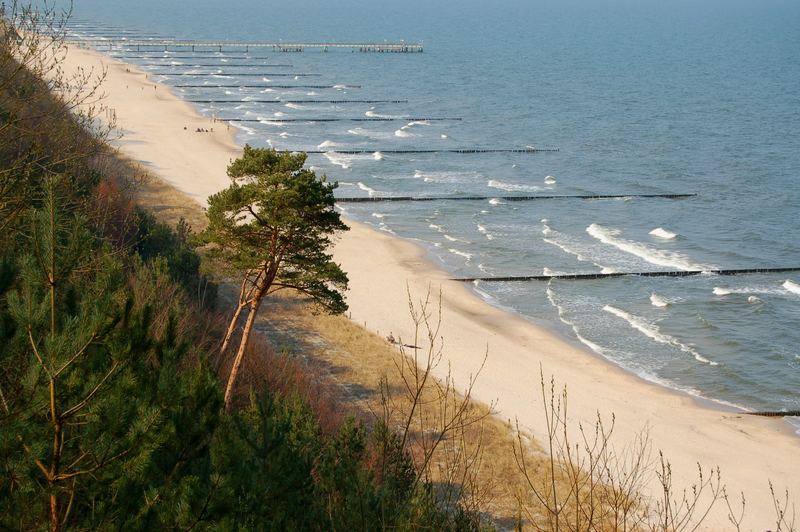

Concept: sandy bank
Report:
left=62, top=43, right=799, bottom=528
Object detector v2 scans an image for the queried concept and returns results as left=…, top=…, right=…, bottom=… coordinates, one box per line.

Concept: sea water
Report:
left=69, top=0, right=800, bottom=421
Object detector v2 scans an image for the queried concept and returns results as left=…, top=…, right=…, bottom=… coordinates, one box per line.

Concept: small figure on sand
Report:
left=386, top=332, right=396, bottom=344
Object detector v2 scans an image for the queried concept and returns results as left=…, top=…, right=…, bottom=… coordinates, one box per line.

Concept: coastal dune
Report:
left=62, top=44, right=799, bottom=528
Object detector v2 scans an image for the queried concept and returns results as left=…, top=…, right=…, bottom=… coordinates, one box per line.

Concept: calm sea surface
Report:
left=71, top=0, right=800, bottom=423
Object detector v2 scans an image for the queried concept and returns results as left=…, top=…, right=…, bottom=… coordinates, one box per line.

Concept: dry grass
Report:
left=129, top=167, right=553, bottom=525
left=260, top=290, right=557, bottom=527
left=129, top=165, right=675, bottom=530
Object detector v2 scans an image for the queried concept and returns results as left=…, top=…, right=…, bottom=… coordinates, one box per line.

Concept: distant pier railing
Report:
left=69, top=39, right=424, bottom=53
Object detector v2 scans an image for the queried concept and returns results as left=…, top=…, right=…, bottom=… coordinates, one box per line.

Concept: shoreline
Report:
left=62, top=43, right=799, bottom=527
left=376, top=220, right=793, bottom=424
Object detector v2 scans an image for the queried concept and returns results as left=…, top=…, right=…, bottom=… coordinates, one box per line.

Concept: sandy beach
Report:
left=62, top=44, right=799, bottom=528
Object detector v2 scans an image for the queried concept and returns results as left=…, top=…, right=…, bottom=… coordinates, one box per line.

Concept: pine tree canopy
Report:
left=200, top=146, right=349, bottom=314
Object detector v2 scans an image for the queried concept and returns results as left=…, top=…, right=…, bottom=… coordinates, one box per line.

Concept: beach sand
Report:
left=61, top=43, right=799, bottom=528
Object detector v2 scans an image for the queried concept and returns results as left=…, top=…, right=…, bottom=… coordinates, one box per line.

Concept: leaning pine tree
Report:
left=200, top=146, right=349, bottom=407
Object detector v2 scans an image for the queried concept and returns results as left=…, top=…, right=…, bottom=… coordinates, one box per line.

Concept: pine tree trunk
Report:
left=223, top=296, right=263, bottom=408
left=219, top=301, right=245, bottom=356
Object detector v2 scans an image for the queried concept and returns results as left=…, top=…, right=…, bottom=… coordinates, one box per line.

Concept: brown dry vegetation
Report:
left=128, top=163, right=549, bottom=526
left=126, top=155, right=796, bottom=531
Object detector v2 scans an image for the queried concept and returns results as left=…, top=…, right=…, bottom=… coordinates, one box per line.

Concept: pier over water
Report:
left=69, top=39, right=424, bottom=53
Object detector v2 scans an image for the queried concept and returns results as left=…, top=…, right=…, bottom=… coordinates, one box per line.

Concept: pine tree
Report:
left=0, top=179, right=224, bottom=530
left=198, top=146, right=349, bottom=408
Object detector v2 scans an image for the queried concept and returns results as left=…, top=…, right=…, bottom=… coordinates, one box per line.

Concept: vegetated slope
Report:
left=0, top=38, right=483, bottom=530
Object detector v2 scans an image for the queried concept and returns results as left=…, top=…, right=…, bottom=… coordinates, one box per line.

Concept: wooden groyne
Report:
left=306, top=147, right=556, bottom=153
left=137, top=63, right=294, bottom=67
left=452, top=267, right=800, bottom=283
left=746, top=410, right=800, bottom=417
left=148, top=72, right=321, bottom=77
left=222, top=118, right=462, bottom=123
left=174, top=84, right=362, bottom=89
left=189, top=99, right=408, bottom=104
left=70, top=39, right=424, bottom=53
left=336, top=193, right=695, bottom=202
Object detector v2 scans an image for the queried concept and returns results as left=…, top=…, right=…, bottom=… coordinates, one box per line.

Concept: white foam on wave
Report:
left=487, top=179, right=541, bottom=192
left=448, top=248, right=473, bottom=262
left=333, top=84, right=346, bottom=90
left=412, top=169, right=481, bottom=184
left=541, top=223, right=616, bottom=273
left=324, top=152, right=351, bottom=169
left=476, top=224, right=494, bottom=240
left=261, top=77, right=272, bottom=82
left=279, top=132, right=290, bottom=138
left=306, top=91, right=318, bottom=96
left=748, top=296, right=761, bottom=304
left=444, top=234, right=470, bottom=243
left=441, top=134, right=448, bottom=139
left=544, top=175, right=557, bottom=185
left=357, top=182, right=377, bottom=196
left=318, top=140, right=338, bottom=149
left=285, top=103, right=303, bottom=110
left=230, top=123, right=257, bottom=135
left=407, top=120, right=430, bottom=126
left=488, top=198, right=504, bottom=205
left=784, top=280, right=800, bottom=295
left=587, top=224, right=714, bottom=271
left=260, top=88, right=275, bottom=93
left=713, top=285, right=787, bottom=296
left=366, top=110, right=400, bottom=119
left=429, top=223, right=444, bottom=233
left=394, top=128, right=412, bottom=138
left=373, top=151, right=383, bottom=161
left=378, top=223, right=396, bottom=235
left=650, top=293, right=670, bottom=308
left=371, top=212, right=385, bottom=219
left=649, top=227, right=677, bottom=240
left=273, top=111, right=285, bottom=117
left=603, top=305, right=718, bottom=365
left=544, top=288, right=749, bottom=412
left=348, top=127, right=368, bottom=136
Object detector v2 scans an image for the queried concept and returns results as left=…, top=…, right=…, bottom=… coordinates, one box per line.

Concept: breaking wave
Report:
left=649, top=227, right=677, bottom=240
left=603, top=305, right=718, bottom=365
left=587, top=224, right=714, bottom=271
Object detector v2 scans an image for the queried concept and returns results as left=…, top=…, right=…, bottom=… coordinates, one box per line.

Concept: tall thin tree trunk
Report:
left=219, top=301, right=246, bottom=357
left=223, top=295, right=264, bottom=408
left=220, top=270, right=260, bottom=357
